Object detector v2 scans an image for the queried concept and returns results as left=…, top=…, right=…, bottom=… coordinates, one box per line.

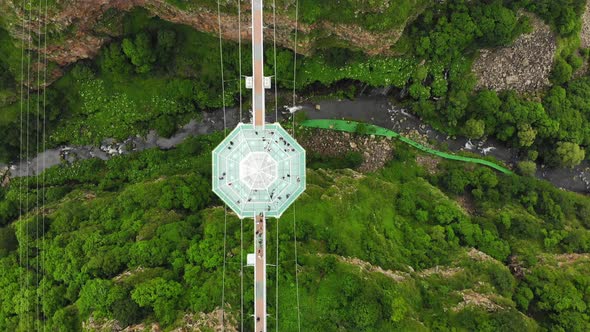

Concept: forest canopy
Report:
left=0, top=0, right=589, bottom=330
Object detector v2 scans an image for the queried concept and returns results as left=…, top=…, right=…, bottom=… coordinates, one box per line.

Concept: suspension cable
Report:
left=36, top=0, right=43, bottom=327
left=217, top=0, right=229, bottom=330
left=292, top=0, right=302, bottom=330
left=237, top=0, right=243, bottom=123
left=25, top=0, right=33, bottom=326
left=218, top=0, right=227, bottom=138
left=292, top=0, right=299, bottom=109
left=273, top=0, right=279, bottom=123
left=221, top=207, right=228, bottom=331
left=42, top=0, right=49, bottom=329
left=18, top=0, right=26, bottom=322
left=293, top=206, right=301, bottom=332
left=269, top=1, right=281, bottom=330
left=236, top=1, right=246, bottom=330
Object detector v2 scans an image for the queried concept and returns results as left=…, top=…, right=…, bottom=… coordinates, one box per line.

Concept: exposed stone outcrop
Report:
left=581, top=1, right=590, bottom=49
left=540, top=253, right=590, bottom=267
left=1, top=0, right=417, bottom=73
left=299, top=129, right=394, bottom=173
left=452, top=289, right=504, bottom=312
left=472, top=13, right=557, bottom=93
left=0, top=166, right=9, bottom=187
left=466, top=248, right=495, bottom=262
left=83, top=308, right=237, bottom=332
left=418, top=266, right=462, bottom=278
left=317, top=253, right=410, bottom=282
left=173, top=310, right=238, bottom=332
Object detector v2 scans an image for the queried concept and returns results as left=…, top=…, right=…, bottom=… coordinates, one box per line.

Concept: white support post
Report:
left=264, top=76, right=272, bottom=89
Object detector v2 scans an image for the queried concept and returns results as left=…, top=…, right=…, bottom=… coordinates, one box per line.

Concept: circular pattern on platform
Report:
left=239, top=152, right=278, bottom=190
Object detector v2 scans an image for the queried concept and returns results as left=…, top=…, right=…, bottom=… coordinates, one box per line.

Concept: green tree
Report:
left=351, top=295, right=381, bottom=328
left=154, top=115, right=176, bottom=138
left=517, top=123, right=537, bottom=147
left=434, top=203, right=464, bottom=225
left=122, top=33, right=156, bottom=74
left=474, top=1, right=522, bottom=46
left=412, top=66, right=429, bottom=81
left=555, top=141, right=585, bottom=167
left=431, top=75, right=448, bottom=97
left=416, top=36, right=431, bottom=57
left=50, top=306, right=81, bottom=332
left=265, top=48, right=294, bottom=87
left=131, top=277, right=183, bottom=326
left=409, top=82, right=431, bottom=100
left=474, top=90, right=501, bottom=113
left=99, top=42, right=132, bottom=79
left=77, top=279, right=114, bottom=319
left=442, top=168, right=471, bottom=195
left=0, top=227, right=17, bottom=257
left=344, top=151, right=363, bottom=168
left=567, top=54, right=584, bottom=72
left=489, top=265, right=515, bottom=297
left=464, top=118, right=485, bottom=139
left=157, top=30, right=176, bottom=50
left=473, top=89, right=502, bottom=134
left=517, top=161, right=537, bottom=177
left=156, top=29, right=176, bottom=61
left=108, top=284, right=143, bottom=326
left=542, top=86, right=580, bottom=142
left=38, top=278, right=67, bottom=319
left=514, top=286, right=534, bottom=310
left=551, top=58, right=573, bottom=85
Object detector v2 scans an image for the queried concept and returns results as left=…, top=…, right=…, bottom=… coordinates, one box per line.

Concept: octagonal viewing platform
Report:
left=212, top=123, right=306, bottom=218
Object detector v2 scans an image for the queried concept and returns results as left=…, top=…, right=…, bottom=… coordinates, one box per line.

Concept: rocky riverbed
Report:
left=301, top=97, right=590, bottom=193
left=1, top=96, right=588, bottom=193
left=0, top=110, right=242, bottom=178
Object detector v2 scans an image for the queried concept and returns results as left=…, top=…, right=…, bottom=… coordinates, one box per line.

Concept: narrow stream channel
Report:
left=1, top=96, right=588, bottom=193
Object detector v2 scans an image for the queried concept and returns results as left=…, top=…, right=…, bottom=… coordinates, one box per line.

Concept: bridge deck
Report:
left=254, top=213, right=266, bottom=332
left=252, top=0, right=265, bottom=128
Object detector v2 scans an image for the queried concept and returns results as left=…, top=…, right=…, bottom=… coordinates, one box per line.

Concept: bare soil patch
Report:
left=300, top=130, right=394, bottom=173
left=418, top=266, right=462, bottom=278
left=541, top=253, right=590, bottom=267
left=84, top=308, right=237, bottom=332
left=318, top=253, right=410, bottom=282
left=452, top=289, right=504, bottom=312
left=456, top=195, right=476, bottom=215
left=416, top=155, right=440, bottom=174
left=172, top=309, right=238, bottom=332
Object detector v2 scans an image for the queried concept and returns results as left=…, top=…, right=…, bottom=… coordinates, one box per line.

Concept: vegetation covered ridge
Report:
left=1, top=130, right=590, bottom=330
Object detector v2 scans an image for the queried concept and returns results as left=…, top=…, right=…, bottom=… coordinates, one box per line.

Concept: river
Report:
left=1, top=96, right=588, bottom=193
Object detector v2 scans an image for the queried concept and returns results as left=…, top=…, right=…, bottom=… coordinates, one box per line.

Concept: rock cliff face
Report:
left=1, top=0, right=414, bottom=70
left=472, top=13, right=557, bottom=93
left=2, top=1, right=563, bottom=94
left=581, top=1, right=590, bottom=49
